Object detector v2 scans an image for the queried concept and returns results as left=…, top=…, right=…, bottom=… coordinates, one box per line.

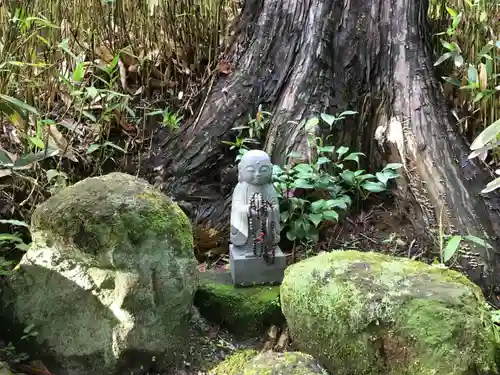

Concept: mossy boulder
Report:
left=209, top=349, right=258, bottom=375
left=209, top=350, right=327, bottom=375
left=280, top=250, right=499, bottom=375
left=194, top=268, right=284, bottom=337
left=30, top=172, right=193, bottom=257
left=1, top=173, right=198, bottom=375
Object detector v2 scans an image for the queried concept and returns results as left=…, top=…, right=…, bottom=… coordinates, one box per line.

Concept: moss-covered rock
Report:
left=30, top=172, right=193, bottom=261
left=280, top=250, right=499, bottom=375
left=209, top=350, right=328, bottom=375
left=194, top=269, right=284, bottom=337
left=209, top=349, right=258, bottom=374
left=1, top=173, right=198, bottom=375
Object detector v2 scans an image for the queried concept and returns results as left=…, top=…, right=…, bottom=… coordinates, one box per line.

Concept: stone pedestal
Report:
left=229, top=244, right=286, bottom=286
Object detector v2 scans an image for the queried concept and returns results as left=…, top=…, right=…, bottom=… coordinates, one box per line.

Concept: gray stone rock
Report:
left=1, top=172, right=198, bottom=375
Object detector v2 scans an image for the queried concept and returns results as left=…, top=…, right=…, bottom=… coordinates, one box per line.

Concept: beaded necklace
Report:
left=249, top=193, right=276, bottom=264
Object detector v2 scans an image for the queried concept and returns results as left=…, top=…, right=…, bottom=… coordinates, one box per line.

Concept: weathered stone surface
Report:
left=194, top=268, right=283, bottom=337
left=1, top=172, right=198, bottom=375
left=209, top=350, right=327, bottom=375
left=229, top=245, right=286, bottom=286
left=280, top=250, right=499, bottom=375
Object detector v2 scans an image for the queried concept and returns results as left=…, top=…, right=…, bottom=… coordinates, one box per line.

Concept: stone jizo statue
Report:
left=229, top=150, right=286, bottom=286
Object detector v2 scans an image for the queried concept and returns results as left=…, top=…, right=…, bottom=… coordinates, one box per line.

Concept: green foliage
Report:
left=0, top=18, right=132, bottom=189
left=429, top=0, right=500, bottom=193
left=238, top=104, right=272, bottom=141
left=469, top=119, right=500, bottom=193
left=146, top=107, right=183, bottom=132
left=222, top=105, right=272, bottom=161
left=272, top=113, right=402, bottom=244
left=222, top=110, right=402, bottom=245
left=0, top=0, right=233, bottom=221
left=0, top=323, right=38, bottom=363
left=0, top=219, right=30, bottom=276
left=439, top=233, right=492, bottom=264
left=0, top=341, right=29, bottom=364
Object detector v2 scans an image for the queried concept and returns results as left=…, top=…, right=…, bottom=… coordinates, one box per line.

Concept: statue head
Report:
left=238, top=150, right=273, bottom=186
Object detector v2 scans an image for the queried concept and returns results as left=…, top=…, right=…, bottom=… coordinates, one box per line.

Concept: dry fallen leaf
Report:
left=219, top=60, right=232, bottom=75
left=0, top=169, right=12, bottom=179
left=275, top=326, right=290, bottom=351
left=113, top=109, right=136, bottom=132
left=117, top=58, right=128, bottom=91
left=478, top=63, right=488, bottom=91
left=47, top=125, right=78, bottom=162
left=119, top=49, right=138, bottom=68
left=94, top=45, right=114, bottom=63
left=207, top=324, right=220, bottom=339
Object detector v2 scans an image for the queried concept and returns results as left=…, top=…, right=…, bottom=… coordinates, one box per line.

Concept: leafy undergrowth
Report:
left=0, top=0, right=237, bottom=370
left=429, top=0, right=500, bottom=192
left=0, top=0, right=237, bottom=228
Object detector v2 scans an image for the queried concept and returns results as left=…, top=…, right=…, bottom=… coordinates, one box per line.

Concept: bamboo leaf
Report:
left=440, top=39, right=455, bottom=51
left=445, top=6, right=458, bottom=17
left=481, top=177, right=500, bottom=194
left=434, top=52, right=453, bottom=66
left=470, top=119, right=500, bottom=150
left=0, top=219, right=29, bottom=228
left=463, top=235, right=493, bottom=249
left=337, top=110, right=358, bottom=117
left=467, top=65, right=478, bottom=84
left=442, top=236, right=462, bottom=263
left=320, top=113, right=336, bottom=126
left=0, top=94, right=39, bottom=117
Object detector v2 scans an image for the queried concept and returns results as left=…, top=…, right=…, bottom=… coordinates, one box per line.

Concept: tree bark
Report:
left=146, top=0, right=500, bottom=301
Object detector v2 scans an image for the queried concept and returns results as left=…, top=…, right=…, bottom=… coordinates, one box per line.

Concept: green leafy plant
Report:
left=222, top=105, right=271, bottom=161
left=433, top=6, right=464, bottom=68
left=272, top=113, right=402, bottom=245
left=0, top=219, right=30, bottom=278
left=222, top=135, right=258, bottom=161
left=437, top=203, right=493, bottom=264
left=147, top=107, right=183, bottom=131
left=0, top=341, right=29, bottom=364
left=231, top=104, right=272, bottom=140
left=439, top=233, right=492, bottom=264
left=0, top=219, right=30, bottom=251
left=273, top=148, right=401, bottom=243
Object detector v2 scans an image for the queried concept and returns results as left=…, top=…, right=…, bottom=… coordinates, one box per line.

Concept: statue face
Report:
left=239, top=150, right=273, bottom=185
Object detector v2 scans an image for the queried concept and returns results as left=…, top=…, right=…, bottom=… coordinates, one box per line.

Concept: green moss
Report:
left=210, top=351, right=328, bottom=375
left=209, top=349, right=258, bottom=375
left=280, top=250, right=499, bottom=375
left=243, top=351, right=329, bottom=375
left=194, top=269, right=283, bottom=337
left=30, top=173, right=193, bottom=260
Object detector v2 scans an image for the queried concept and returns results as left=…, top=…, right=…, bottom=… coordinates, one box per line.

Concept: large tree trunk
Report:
left=146, top=0, right=500, bottom=301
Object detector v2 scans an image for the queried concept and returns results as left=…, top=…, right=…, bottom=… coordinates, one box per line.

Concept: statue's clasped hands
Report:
left=248, top=202, right=261, bottom=217
left=248, top=193, right=264, bottom=217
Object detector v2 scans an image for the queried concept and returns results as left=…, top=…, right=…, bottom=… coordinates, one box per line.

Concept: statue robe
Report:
left=230, top=181, right=280, bottom=247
